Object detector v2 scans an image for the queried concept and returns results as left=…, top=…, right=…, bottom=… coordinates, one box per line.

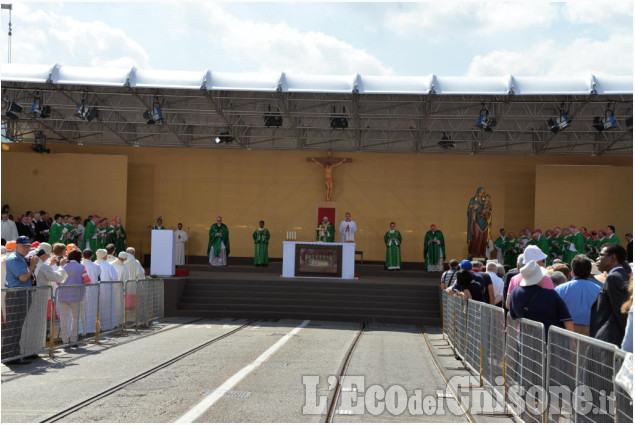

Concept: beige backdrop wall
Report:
left=1, top=151, right=128, bottom=226
left=2, top=144, right=631, bottom=262
left=535, top=165, right=633, bottom=238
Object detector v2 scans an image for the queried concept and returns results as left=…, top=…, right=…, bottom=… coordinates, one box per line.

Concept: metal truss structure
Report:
left=2, top=64, right=632, bottom=156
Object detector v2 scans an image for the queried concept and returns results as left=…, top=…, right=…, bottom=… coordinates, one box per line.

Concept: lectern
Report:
left=150, top=230, right=176, bottom=276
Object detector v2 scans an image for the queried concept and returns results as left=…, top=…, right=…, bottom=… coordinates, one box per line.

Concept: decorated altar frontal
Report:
left=282, top=241, right=356, bottom=279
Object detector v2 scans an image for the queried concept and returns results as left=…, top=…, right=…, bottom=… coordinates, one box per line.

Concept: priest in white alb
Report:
left=339, top=212, right=357, bottom=243
left=175, top=222, right=188, bottom=266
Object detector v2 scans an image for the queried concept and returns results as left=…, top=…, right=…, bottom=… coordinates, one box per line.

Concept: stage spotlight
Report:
left=475, top=106, right=497, bottom=132
left=29, top=96, right=51, bottom=119
left=330, top=106, right=349, bottom=129
left=592, top=109, right=616, bottom=132
left=75, top=102, right=99, bottom=122
left=264, top=104, right=283, bottom=127
left=3, top=99, right=23, bottom=120
left=214, top=131, right=233, bottom=144
left=31, top=131, right=50, bottom=154
left=143, top=105, right=164, bottom=125
left=437, top=132, right=454, bottom=150
left=547, top=108, right=570, bottom=134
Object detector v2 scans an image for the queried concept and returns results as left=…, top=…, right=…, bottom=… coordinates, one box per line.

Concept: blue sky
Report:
left=1, top=1, right=632, bottom=77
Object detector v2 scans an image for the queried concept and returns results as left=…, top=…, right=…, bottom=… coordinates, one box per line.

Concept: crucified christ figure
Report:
left=310, top=157, right=349, bottom=202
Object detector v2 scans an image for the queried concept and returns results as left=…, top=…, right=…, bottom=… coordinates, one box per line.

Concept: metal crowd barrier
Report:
left=1, top=286, right=52, bottom=363
left=2, top=279, right=165, bottom=361
left=505, top=313, right=546, bottom=423
left=440, top=290, right=634, bottom=423
left=123, top=278, right=164, bottom=329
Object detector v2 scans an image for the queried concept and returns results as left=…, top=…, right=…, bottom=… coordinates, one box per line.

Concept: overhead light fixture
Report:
left=264, top=104, right=283, bottom=127
left=31, top=131, right=50, bottom=154
left=330, top=106, right=348, bottom=129
left=214, top=131, right=233, bottom=144
left=75, top=94, right=99, bottom=121
left=475, top=105, right=497, bottom=132
left=143, top=97, right=164, bottom=125
left=3, top=99, right=23, bottom=120
left=592, top=108, right=616, bottom=132
left=29, top=94, right=51, bottom=119
left=547, top=105, right=571, bottom=134
left=437, top=132, right=455, bottom=150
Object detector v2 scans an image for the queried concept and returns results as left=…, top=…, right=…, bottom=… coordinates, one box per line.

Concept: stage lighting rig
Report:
left=75, top=94, right=99, bottom=121
left=437, top=132, right=455, bottom=150
left=475, top=105, right=497, bottom=132
left=29, top=94, right=51, bottom=118
left=143, top=97, right=164, bottom=125
left=592, top=108, right=616, bottom=132
left=330, top=106, right=348, bottom=129
left=3, top=98, right=22, bottom=120
left=31, top=131, right=50, bottom=154
left=214, top=131, right=233, bottom=144
left=264, top=105, right=283, bottom=127
left=547, top=105, right=571, bottom=134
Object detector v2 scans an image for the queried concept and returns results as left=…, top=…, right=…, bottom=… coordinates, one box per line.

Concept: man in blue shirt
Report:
left=555, top=255, right=601, bottom=336
left=509, top=260, right=574, bottom=336
left=2, top=236, right=39, bottom=365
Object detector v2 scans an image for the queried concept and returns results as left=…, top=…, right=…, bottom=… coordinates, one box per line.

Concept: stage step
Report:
left=174, top=274, right=442, bottom=326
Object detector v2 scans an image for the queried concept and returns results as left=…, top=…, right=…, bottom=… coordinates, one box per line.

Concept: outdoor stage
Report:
left=162, top=259, right=442, bottom=326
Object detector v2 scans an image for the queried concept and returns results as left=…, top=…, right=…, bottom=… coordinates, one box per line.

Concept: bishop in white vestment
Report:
left=339, top=212, right=357, bottom=243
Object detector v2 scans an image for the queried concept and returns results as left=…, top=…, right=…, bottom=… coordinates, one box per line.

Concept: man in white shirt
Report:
left=1, top=212, right=19, bottom=242
left=125, top=247, right=145, bottom=279
left=174, top=223, right=188, bottom=266
left=79, top=249, right=101, bottom=335
left=105, top=244, right=117, bottom=263
left=485, top=261, right=504, bottom=306
left=94, top=249, right=120, bottom=331
left=339, top=212, right=357, bottom=243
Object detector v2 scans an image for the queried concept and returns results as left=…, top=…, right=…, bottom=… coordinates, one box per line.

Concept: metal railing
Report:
left=2, top=278, right=165, bottom=362
left=440, top=290, right=634, bottom=423
left=1, top=286, right=51, bottom=363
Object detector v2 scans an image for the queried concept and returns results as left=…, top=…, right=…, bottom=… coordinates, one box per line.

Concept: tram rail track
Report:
left=325, top=321, right=367, bottom=423
left=39, top=320, right=256, bottom=423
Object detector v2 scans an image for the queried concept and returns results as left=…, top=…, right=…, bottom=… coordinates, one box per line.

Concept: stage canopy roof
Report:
left=1, top=63, right=633, bottom=155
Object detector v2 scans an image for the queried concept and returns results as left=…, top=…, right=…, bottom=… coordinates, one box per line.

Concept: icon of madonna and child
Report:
left=467, top=187, right=493, bottom=257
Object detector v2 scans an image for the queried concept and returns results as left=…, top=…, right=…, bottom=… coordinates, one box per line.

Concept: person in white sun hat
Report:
left=509, top=260, right=574, bottom=334
left=505, top=245, right=555, bottom=309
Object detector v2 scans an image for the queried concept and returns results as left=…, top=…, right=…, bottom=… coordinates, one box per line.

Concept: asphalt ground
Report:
left=1, top=318, right=516, bottom=423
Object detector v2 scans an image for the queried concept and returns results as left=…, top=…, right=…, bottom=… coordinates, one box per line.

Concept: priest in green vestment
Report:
left=423, top=224, right=445, bottom=272
left=384, top=222, right=402, bottom=270
left=208, top=216, right=230, bottom=266
left=563, top=226, right=586, bottom=265
left=503, top=232, right=519, bottom=267
left=316, top=217, right=335, bottom=242
left=494, top=228, right=507, bottom=264
left=606, top=226, right=620, bottom=245
left=534, top=230, right=551, bottom=265
left=152, top=217, right=166, bottom=231
left=253, top=221, right=270, bottom=267
left=48, top=214, right=64, bottom=245
left=82, top=215, right=101, bottom=259
left=114, top=216, right=127, bottom=254
left=552, top=227, right=564, bottom=261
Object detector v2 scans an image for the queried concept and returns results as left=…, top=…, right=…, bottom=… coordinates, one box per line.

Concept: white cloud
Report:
left=466, top=33, right=633, bottom=77
left=3, top=3, right=149, bottom=68
left=382, top=2, right=559, bottom=37
left=563, top=1, right=633, bottom=27
left=199, top=4, right=394, bottom=75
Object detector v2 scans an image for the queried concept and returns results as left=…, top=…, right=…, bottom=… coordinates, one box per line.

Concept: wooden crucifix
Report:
left=307, top=149, right=352, bottom=202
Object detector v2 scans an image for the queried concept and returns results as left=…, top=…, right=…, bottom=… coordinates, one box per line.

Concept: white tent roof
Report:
left=2, top=63, right=632, bottom=95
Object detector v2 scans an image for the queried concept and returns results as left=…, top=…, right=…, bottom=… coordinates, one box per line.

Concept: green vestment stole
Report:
left=208, top=224, right=230, bottom=257
left=253, top=228, right=270, bottom=265
left=384, top=230, right=402, bottom=268
left=423, top=230, right=445, bottom=267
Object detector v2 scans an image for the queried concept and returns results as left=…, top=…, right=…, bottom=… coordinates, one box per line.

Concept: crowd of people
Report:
left=1, top=205, right=146, bottom=365
left=490, top=225, right=633, bottom=267
left=444, top=242, right=633, bottom=354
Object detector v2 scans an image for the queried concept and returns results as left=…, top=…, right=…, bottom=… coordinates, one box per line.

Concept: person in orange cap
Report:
left=66, top=243, right=77, bottom=255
